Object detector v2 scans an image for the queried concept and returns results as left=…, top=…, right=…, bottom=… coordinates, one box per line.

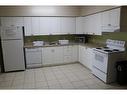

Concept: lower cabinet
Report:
left=25, top=48, right=42, bottom=68
left=25, top=45, right=93, bottom=70
left=78, top=45, right=94, bottom=70
left=42, top=47, right=63, bottom=66
left=42, top=45, right=78, bottom=66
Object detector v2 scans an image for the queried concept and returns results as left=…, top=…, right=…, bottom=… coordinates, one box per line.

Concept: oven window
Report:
left=95, top=54, right=104, bottom=62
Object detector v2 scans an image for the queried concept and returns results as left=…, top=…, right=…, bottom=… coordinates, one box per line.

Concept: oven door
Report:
left=93, top=50, right=108, bottom=73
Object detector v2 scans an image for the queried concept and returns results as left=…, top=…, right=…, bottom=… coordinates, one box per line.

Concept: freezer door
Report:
left=2, top=40, right=25, bottom=72
left=0, top=26, right=23, bottom=40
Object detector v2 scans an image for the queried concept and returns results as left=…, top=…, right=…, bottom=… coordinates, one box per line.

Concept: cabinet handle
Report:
left=108, top=24, right=111, bottom=26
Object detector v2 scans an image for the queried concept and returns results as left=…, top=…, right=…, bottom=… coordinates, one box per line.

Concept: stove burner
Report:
left=104, top=50, right=112, bottom=52
left=96, top=47, right=102, bottom=49
left=103, top=46, right=109, bottom=49
left=113, top=49, right=119, bottom=51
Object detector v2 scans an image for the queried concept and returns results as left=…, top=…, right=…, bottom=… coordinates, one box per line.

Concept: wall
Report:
left=0, top=6, right=119, bottom=16
left=25, top=35, right=78, bottom=43
left=0, top=6, right=81, bottom=16
left=88, top=32, right=127, bottom=45
left=80, top=6, right=118, bottom=16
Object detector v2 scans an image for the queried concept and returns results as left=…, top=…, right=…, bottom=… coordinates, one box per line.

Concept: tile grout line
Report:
left=50, top=66, right=63, bottom=89
left=42, top=68, right=50, bottom=89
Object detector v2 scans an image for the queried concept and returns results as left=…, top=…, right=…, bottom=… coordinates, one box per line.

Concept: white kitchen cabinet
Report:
left=61, top=17, right=76, bottom=34
left=25, top=48, right=42, bottom=68
left=40, top=17, right=61, bottom=35
left=76, top=17, right=84, bottom=34
left=89, top=13, right=102, bottom=35
left=82, top=13, right=101, bottom=35
left=1, top=17, right=24, bottom=26
left=31, top=17, right=40, bottom=35
left=24, top=17, right=32, bottom=36
left=50, top=17, right=61, bottom=35
left=82, top=16, right=89, bottom=34
left=39, top=17, right=51, bottom=35
left=78, top=45, right=93, bottom=70
left=63, top=46, right=73, bottom=63
left=42, top=47, right=63, bottom=65
left=101, top=8, right=120, bottom=32
left=72, top=45, right=78, bottom=62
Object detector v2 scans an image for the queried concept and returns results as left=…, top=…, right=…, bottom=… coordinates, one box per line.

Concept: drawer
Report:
left=63, top=56, right=72, bottom=63
left=92, top=66, right=107, bottom=83
left=25, top=48, right=42, bottom=52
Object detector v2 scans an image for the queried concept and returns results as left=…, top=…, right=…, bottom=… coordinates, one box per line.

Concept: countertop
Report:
left=24, top=42, right=104, bottom=48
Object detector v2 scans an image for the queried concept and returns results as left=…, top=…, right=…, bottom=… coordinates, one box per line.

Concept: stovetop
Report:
left=94, top=46, right=123, bottom=53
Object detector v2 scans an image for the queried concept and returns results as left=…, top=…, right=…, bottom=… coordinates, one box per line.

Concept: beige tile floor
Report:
left=0, top=63, right=127, bottom=89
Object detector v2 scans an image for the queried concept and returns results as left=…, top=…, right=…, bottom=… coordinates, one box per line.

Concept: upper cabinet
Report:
left=40, top=17, right=61, bottom=35
left=76, top=17, right=84, bottom=34
left=24, top=17, right=32, bottom=36
left=81, top=13, right=101, bottom=35
left=1, top=17, right=24, bottom=26
left=31, top=17, right=40, bottom=35
left=23, top=17, right=76, bottom=36
left=101, top=8, right=120, bottom=32
left=61, top=17, right=76, bottom=34
left=76, top=8, right=120, bottom=35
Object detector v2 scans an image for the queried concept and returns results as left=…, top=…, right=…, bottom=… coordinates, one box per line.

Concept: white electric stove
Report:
left=92, top=39, right=126, bottom=84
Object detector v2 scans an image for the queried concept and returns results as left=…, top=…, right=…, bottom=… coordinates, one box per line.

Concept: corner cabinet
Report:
left=101, top=8, right=120, bottom=32
left=82, top=13, right=102, bottom=35
left=76, top=13, right=102, bottom=35
left=78, top=45, right=94, bottom=70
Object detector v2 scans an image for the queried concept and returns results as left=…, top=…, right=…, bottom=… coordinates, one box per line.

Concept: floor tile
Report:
left=35, top=81, right=48, bottom=89
left=23, top=82, right=35, bottom=89
left=71, top=80, right=88, bottom=89
left=60, top=81, right=74, bottom=89
left=48, top=83, right=62, bottom=89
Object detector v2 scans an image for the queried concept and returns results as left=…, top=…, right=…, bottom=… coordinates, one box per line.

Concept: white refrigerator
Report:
left=0, top=25, right=25, bottom=72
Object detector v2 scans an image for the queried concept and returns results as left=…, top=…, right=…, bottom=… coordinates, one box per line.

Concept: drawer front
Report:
left=92, top=66, right=107, bottom=83
left=63, top=56, right=72, bottom=63
left=26, top=48, right=42, bottom=52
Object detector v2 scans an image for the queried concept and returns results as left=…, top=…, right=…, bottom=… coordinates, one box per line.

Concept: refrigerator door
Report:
left=0, top=26, right=23, bottom=40
left=2, top=40, right=25, bottom=72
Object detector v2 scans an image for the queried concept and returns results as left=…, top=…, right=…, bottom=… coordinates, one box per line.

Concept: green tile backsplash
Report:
left=24, top=34, right=77, bottom=43
left=88, top=32, right=127, bottom=45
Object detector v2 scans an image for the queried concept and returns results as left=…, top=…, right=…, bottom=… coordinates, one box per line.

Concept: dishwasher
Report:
left=25, top=48, right=42, bottom=68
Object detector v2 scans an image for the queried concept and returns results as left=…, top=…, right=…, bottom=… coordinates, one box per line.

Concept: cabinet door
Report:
left=85, top=48, right=94, bottom=70
left=12, top=17, right=24, bottom=26
left=78, top=45, right=84, bottom=63
left=31, top=17, right=40, bottom=35
left=53, top=47, right=63, bottom=64
left=101, top=11, right=110, bottom=27
left=91, top=13, right=102, bottom=35
left=40, top=17, right=51, bottom=35
left=72, top=45, right=78, bottom=62
left=42, top=47, right=53, bottom=65
left=82, top=16, right=89, bottom=34
left=1, top=17, right=12, bottom=26
left=76, top=17, right=83, bottom=34
left=50, top=17, right=61, bottom=35
left=63, top=46, right=73, bottom=63
left=110, top=8, right=120, bottom=28
left=24, top=17, right=32, bottom=36
left=1, top=17, right=24, bottom=26
left=61, top=17, right=76, bottom=34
